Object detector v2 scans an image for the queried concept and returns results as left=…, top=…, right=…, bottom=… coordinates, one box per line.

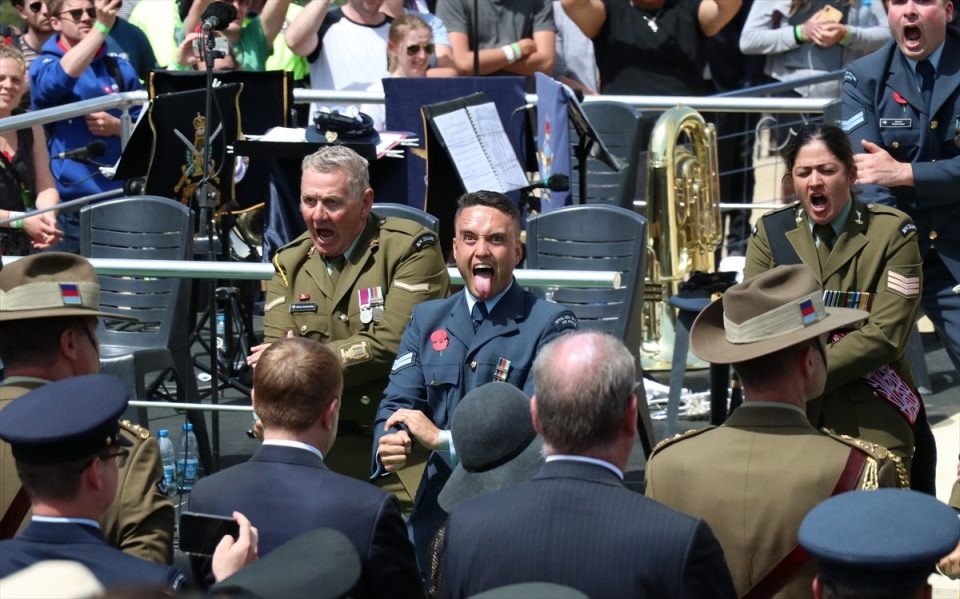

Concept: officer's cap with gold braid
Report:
left=691, top=264, right=867, bottom=364
left=0, top=253, right=136, bottom=322
left=0, top=374, right=132, bottom=464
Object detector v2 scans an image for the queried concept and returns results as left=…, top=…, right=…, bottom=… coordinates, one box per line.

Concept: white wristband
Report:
left=502, top=44, right=516, bottom=64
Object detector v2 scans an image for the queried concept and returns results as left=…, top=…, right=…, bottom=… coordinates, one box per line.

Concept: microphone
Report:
left=53, top=140, right=107, bottom=163
left=518, top=174, right=570, bottom=194
left=201, top=2, right=237, bottom=31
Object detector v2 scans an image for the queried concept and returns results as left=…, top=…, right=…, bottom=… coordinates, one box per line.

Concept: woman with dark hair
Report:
left=745, top=122, right=927, bottom=486
left=0, top=44, right=61, bottom=255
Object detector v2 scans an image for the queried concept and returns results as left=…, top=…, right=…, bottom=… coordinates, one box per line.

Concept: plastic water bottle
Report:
left=157, top=429, right=176, bottom=495
left=179, top=423, right=200, bottom=492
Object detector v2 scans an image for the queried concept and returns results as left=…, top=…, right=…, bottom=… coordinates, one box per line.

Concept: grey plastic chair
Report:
left=373, top=202, right=439, bottom=232
left=80, top=195, right=212, bottom=473
left=570, top=101, right=639, bottom=206
left=525, top=204, right=655, bottom=454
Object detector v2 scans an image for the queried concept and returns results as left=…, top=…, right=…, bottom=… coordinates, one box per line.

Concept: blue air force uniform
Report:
left=372, top=281, right=577, bottom=568
left=841, top=31, right=960, bottom=373
left=0, top=375, right=184, bottom=589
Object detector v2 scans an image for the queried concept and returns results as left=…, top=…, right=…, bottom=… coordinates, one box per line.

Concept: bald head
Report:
left=532, top=332, right=635, bottom=454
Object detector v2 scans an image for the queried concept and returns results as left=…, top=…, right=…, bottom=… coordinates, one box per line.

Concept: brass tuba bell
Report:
left=641, top=106, right=722, bottom=371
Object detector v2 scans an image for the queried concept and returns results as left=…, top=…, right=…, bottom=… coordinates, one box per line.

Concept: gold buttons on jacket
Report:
left=930, top=230, right=939, bottom=240
left=931, top=120, right=939, bottom=130
left=891, top=141, right=900, bottom=149
left=300, top=324, right=308, bottom=333
left=469, top=360, right=478, bottom=370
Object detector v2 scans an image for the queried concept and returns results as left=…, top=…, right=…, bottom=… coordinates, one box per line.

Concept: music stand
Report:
left=422, top=92, right=528, bottom=257
left=565, top=90, right=619, bottom=203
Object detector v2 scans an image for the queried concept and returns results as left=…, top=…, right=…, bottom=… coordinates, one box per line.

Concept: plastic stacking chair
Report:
left=80, top=195, right=212, bottom=473
left=525, top=204, right=655, bottom=455
left=570, top=101, right=639, bottom=206
left=372, top=202, right=440, bottom=232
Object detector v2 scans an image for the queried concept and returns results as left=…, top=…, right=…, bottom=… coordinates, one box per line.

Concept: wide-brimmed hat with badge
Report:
left=690, top=264, right=868, bottom=364
left=0, top=252, right=135, bottom=322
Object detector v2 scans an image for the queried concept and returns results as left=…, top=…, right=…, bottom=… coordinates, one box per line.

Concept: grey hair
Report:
left=532, top=331, right=636, bottom=454
left=301, top=145, right=370, bottom=199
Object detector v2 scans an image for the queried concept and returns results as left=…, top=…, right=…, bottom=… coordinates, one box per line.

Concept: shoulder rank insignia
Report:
left=900, top=222, right=917, bottom=236
left=843, top=70, right=857, bottom=85
left=120, top=419, right=151, bottom=440
left=413, top=232, right=437, bottom=251
left=650, top=426, right=716, bottom=456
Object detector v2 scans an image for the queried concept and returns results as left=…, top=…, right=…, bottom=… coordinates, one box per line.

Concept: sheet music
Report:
left=464, top=103, right=527, bottom=191
left=431, top=102, right=526, bottom=193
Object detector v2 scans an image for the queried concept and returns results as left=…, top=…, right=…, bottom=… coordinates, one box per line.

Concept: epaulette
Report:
left=863, top=204, right=917, bottom=237
left=378, top=215, right=426, bottom=237
left=120, top=418, right=151, bottom=441
left=822, top=429, right=910, bottom=488
left=272, top=234, right=312, bottom=288
left=650, top=425, right=716, bottom=457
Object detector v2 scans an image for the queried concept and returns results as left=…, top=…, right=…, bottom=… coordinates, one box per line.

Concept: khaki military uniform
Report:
left=264, top=214, right=449, bottom=423
left=646, top=404, right=906, bottom=599
left=744, top=200, right=923, bottom=468
left=264, top=215, right=449, bottom=489
left=0, top=377, right=174, bottom=564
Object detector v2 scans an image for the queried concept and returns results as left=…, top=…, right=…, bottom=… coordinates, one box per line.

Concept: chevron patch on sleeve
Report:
left=887, top=270, right=920, bottom=296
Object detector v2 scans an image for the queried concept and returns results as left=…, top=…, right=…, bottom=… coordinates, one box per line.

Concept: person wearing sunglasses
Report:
left=28, top=0, right=142, bottom=253
left=362, top=14, right=448, bottom=131
left=11, top=0, right=54, bottom=72
left=0, top=374, right=186, bottom=589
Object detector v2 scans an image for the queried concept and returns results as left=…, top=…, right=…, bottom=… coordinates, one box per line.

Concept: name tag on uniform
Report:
left=880, top=118, right=911, bottom=128
left=289, top=302, right=318, bottom=314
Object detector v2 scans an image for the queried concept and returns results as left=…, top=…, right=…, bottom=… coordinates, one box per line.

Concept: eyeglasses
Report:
left=28, top=2, right=43, bottom=13
left=103, top=448, right=129, bottom=468
left=405, top=43, right=435, bottom=56
left=76, top=447, right=129, bottom=472
left=58, top=7, right=96, bottom=21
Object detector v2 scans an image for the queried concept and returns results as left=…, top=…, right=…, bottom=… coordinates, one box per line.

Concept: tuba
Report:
left=641, top=106, right=722, bottom=371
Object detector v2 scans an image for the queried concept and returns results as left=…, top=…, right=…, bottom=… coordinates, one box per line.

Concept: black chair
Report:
left=373, top=202, right=440, bottom=232
left=570, top=101, right=639, bottom=206
left=80, top=195, right=213, bottom=473
left=525, top=204, right=655, bottom=454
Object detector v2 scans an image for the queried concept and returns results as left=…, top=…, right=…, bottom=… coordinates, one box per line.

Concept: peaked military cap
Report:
left=0, top=374, right=133, bottom=464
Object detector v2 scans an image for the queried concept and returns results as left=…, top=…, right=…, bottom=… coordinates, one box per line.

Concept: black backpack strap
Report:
left=763, top=208, right=803, bottom=267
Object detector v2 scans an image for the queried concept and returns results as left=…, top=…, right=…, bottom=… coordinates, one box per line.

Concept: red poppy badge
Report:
left=892, top=91, right=908, bottom=106
left=430, top=329, right=449, bottom=352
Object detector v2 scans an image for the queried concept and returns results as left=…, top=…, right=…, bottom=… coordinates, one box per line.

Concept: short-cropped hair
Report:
left=455, top=191, right=521, bottom=238
left=301, top=145, right=370, bottom=200
left=253, top=338, right=343, bottom=432
left=0, top=316, right=95, bottom=369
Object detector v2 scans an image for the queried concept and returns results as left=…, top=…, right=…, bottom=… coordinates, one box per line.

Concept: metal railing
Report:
left=0, top=256, right=621, bottom=289
left=0, top=89, right=838, bottom=135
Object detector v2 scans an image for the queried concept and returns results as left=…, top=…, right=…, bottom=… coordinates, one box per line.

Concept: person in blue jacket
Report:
left=30, top=0, right=141, bottom=253
left=841, top=0, right=960, bottom=375
left=371, top=190, right=578, bottom=574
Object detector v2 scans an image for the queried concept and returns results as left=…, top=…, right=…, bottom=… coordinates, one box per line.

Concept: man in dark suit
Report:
left=841, top=0, right=960, bottom=374
left=372, top=190, right=578, bottom=571
left=188, top=337, right=422, bottom=598
left=0, top=375, right=184, bottom=589
left=440, top=331, right=736, bottom=598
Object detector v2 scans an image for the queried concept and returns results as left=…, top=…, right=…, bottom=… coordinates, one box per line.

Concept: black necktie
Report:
left=471, top=302, right=488, bottom=332
left=918, top=59, right=935, bottom=116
